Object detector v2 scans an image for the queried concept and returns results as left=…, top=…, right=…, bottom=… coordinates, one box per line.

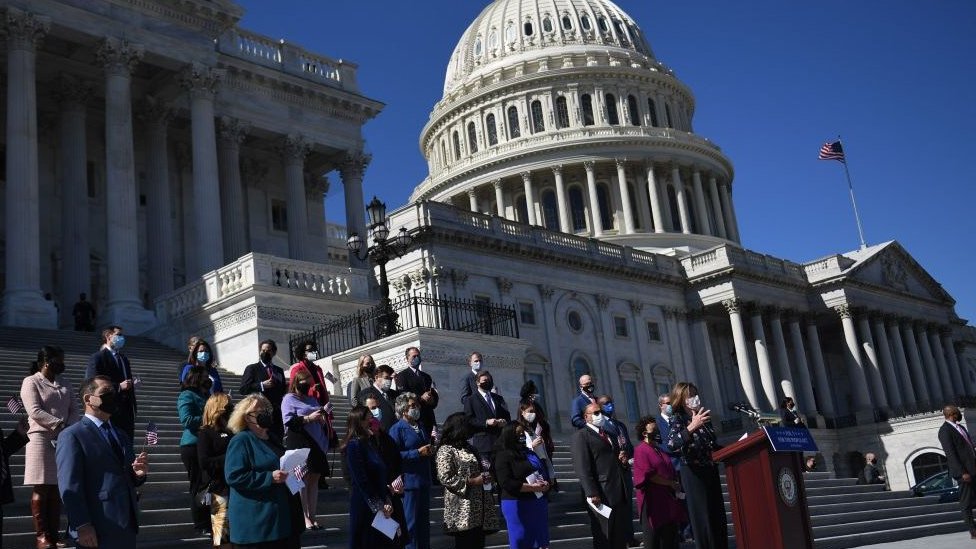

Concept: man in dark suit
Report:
left=463, top=370, right=510, bottom=462
left=863, top=453, right=886, bottom=486
left=239, top=339, right=287, bottom=438
left=572, top=402, right=633, bottom=549
left=571, top=374, right=598, bottom=429
left=85, top=326, right=136, bottom=451
left=938, top=404, right=976, bottom=538
left=361, top=365, right=399, bottom=432
left=57, top=376, right=149, bottom=549
left=394, top=347, right=439, bottom=435
left=459, top=351, right=482, bottom=404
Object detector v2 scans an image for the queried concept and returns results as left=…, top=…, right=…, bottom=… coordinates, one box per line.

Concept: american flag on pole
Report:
left=818, top=141, right=846, bottom=163
left=292, top=463, right=308, bottom=482
left=6, top=396, right=24, bottom=414
left=145, top=421, right=159, bottom=446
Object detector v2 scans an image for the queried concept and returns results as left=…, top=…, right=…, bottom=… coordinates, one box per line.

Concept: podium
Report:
left=713, top=428, right=815, bottom=549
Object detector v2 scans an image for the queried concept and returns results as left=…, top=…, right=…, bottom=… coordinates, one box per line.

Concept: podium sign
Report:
left=763, top=426, right=819, bottom=452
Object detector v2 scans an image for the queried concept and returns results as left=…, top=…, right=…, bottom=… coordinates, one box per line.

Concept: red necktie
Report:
left=599, top=430, right=611, bottom=445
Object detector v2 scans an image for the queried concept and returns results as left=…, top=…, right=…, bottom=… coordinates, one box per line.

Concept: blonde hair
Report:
left=228, top=393, right=271, bottom=434
left=356, top=354, right=375, bottom=377
left=202, top=392, right=232, bottom=429
left=669, top=381, right=699, bottom=415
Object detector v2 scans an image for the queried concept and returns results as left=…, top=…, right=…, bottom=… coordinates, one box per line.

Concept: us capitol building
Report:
left=2, top=0, right=973, bottom=490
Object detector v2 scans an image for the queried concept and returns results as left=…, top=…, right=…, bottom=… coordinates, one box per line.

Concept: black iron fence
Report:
left=289, top=295, right=518, bottom=361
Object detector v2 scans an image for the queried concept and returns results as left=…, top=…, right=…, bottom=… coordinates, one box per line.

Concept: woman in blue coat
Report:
left=178, top=367, right=212, bottom=534
left=225, top=394, right=304, bottom=548
left=388, top=392, right=433, bottom=549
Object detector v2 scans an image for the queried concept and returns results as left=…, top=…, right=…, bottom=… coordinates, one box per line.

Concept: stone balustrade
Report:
left=681, top=245, right=806, bottom=282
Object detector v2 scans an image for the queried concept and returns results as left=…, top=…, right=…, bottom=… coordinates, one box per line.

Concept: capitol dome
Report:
left=414, top=0, right=739, bottom=253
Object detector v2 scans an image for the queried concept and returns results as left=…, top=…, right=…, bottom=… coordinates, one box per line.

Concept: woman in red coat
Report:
left=633, top=416, right=685, bottom=549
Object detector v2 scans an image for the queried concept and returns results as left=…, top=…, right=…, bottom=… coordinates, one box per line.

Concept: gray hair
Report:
left=658, top=393, right=670, bottom=405
left=395, top=392, right=418, bottom=417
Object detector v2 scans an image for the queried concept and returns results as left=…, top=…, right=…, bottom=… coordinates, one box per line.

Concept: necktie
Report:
left=115, top=354, right=129, bottom=380
left=485, top=393, right=496, bottom=416
left=101, top=422, right=125, bottom=463
left=599, top=429, right=611, bottom=445
left=958, top=424, right=975, bottom=450
left=266, top=365, right=273, bottom=381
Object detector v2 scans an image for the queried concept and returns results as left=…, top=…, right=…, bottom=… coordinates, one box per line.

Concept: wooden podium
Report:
left=713, top=429, right=815, bottom=549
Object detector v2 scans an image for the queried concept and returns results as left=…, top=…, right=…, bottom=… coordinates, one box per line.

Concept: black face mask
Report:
left=582, top=385, right=595, bottom=394
left=647, top=431, right=662, bottom=444
left=48, top=361, right=66, bottom=376
left=92, top=391, right=119, bottom=415
left=260, top=351, right=274, bottom=363
left=253, top=411, right=274, bottom=429
left=297, top=382, right=311, bottom=394
left=479, top=382, right=494, bottom=392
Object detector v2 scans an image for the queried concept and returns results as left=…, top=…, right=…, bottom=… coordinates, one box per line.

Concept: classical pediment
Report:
left=839, top=242, right=953, bottom=304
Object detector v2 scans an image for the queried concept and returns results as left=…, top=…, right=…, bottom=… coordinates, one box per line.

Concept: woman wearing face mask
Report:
left=349, top=354, right=377, bottom=407
left=494, top=423, right=551, bottom=549
left=178, top=367, right=215, bottom=535
left=280, top=370, right=329, bottom=530
left=517, top=401, right=557, bottom=490
left=633, top=416, right=685, bottom=549
left=197, top=393, right=234, bottom=548
left=225, top=393, right=304, bottom=548
left=180, top=339, right=224, bottom=395
left=779, top=397, right=805, bottom=428
left=21, top=345, right=79, bottom=549
left=388, top=393, right=433, bottom=549
left=666, top=382, right=726, bottom=549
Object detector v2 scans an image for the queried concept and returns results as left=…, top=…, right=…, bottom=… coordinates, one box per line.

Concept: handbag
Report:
left=195, top=480, right=214, bottom=507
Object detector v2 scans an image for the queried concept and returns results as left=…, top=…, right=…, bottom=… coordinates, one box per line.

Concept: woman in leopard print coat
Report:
left=435, top=412, right=500, bottom=548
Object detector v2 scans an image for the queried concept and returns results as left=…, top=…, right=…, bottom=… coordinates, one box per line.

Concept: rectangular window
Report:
left=519, top=301, right=536, bottom=325
left=271, top=199, right=288, bottom=232
left=613, top=316, right=628, bottom=338
left=623, top=380, right=640, bottom=422
left=647, top=321, right=661, bottom=342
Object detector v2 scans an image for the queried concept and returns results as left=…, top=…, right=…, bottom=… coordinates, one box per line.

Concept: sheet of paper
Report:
left=285, top=475, right=304, bottom=495
left=526, top=472, right=545, bottom=499
left=738, top=432, right=749, bottom=441
left=372, top=510, right=399, bottom=540
left=280, top=448, right=310, bottom=472
left=526, top=433, right=548, bottom=460
left=587, top=499, right=612, bottom=519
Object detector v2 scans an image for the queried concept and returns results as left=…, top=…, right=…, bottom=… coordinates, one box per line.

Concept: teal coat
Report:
left=177, top=389, right=206, bottom=447
left=225, top=429, right=293, bottom=544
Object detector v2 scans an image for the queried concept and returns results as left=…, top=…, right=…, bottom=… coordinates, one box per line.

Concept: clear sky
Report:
left=236, top=0, right=976, bottom=322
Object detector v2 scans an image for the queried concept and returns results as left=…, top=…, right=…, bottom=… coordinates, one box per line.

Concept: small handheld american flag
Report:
left=292, top=463, right=308, bottom=481
left=6, top=396, right=25, bottom=414
left=145, top=421, right=159, bottom=446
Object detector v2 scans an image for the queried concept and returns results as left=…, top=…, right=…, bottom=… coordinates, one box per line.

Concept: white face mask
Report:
left=589, top=412, right=605, bottom=428
left=380, top=378, right=392, bottom=391
left=471, top=361, right=481, bottom=371
left=407, top=408, right=421, bottom=420
left=523, top=412, right=537, bottom=423
left=306, top=351, right=319, bottom=361
left=686, top=395, right=701, bottom=410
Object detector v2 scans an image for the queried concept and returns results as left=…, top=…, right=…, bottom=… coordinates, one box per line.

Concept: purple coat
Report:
left=632, top=441, right=686, bottom=528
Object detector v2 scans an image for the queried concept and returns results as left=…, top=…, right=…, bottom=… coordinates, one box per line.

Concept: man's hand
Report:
left=467, top=474, right=484, bottom=486
left=618, top=451, right=628, bottom=464
left=272, top=470, right=289, bottom=484
left=119, top=380, right=132, bottom=391
left=132, top=452, right=149, bottom=477
left=262, top=378, right=276, bottom=389
left=418, top=444, right=432, bottom=457
left=382, top=503, right=393, bottom=519
left=421, top=390, right=433, bottom=403
left=77, top=524, right=98, bottom=548
left=588, top=495, right=601, bottom=507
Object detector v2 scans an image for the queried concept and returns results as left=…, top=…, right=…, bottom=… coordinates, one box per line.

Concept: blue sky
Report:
left=236, top=1, right=976, bottom=322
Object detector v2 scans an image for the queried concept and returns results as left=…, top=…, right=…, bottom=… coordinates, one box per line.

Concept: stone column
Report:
left=140, top=97, right=174, bottom=302
left=915, top=322, right=944, bottom=405
left=615, top=159, right=635, bottom=234
left=836, top=305, right=873, bottom=413
left=691, top=313, right=726, bottom=414
left=787, top=314, right=817, bottom=414
left=181, top=63, right=224, bottom=274
left=692, top=169, right=712, bottom=235
left=856, top=313, right=889, bottom=413
left=672, top=165, right=691, bottom=234
left=56, top=75, right=92, bottom=323
left=217, top=117, right=249, bottom=263
left=871, top=316, right=903, bottom=413
left=723, top=299, right=760, bottom=410
left=749, top=306, right=778, bottom=410
left=885, top=316, right=916, bottom=410
left=805, top=317, right=837, bottom=416
left=97, top=37, right=154, bottom=330
left=708, top=175, right=727, bottom=239
left=175, top=144, right=197, bottom=280
left=768, top=308, right=795, bottom=402
left=492, top=179, right=505, bottom=217
left=521, top=171, right=537, bottom=226
left=719, top=182, right=740, bottom=242
left=584, top=161, right=603, bottom=236
left=467, top=188, right=478, bottom=213
left=339, top=151, right=371, bottom=267
left=943, top=330, right=975, bottom=396
left=305, top=174, right=330, bottom=263
left=928, top=327, right=956, bottom=401
left=1, top=9, right=56, bottom=327
left=900, top=319, right=931, bottom=410
left=645, top=163, right=665, bottom=233
left=283, top=135, right=312, bottom=261
left=552, top=166, right=572, bottom=233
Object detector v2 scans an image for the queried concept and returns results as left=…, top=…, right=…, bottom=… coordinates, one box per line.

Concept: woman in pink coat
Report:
left=632, top=416, right=685, bottom=549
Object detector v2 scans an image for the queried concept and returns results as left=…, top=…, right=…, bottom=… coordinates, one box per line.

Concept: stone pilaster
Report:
left=282, top=135, right=312, bottom=261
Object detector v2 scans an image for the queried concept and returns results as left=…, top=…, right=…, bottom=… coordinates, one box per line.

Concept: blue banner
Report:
left=763, top=426, right=819, bottom=452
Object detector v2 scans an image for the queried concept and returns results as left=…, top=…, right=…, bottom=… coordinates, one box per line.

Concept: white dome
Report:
left=443, top=0, right=654, bottom=96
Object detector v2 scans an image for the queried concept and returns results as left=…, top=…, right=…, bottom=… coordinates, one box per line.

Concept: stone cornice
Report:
left=116, top=0, right=243, bottom=38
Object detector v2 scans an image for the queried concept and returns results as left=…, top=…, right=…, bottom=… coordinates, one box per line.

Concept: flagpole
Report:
left=838, top=137, right=867, bottom=250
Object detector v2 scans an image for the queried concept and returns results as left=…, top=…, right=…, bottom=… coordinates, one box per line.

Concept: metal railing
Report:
left=288, top=295, right=518, bottom=361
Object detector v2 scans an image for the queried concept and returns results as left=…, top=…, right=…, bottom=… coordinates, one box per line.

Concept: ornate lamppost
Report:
left=346, top=196, right=413, bottom=337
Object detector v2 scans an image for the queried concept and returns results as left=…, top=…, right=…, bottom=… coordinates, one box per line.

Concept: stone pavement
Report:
left=855, top=531, right=974, bottom=548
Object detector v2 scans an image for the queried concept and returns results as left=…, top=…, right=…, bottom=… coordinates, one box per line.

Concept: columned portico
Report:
left=217, top=117, right=249, bottom=263
left=339, top=152, right=370, bottom=267
left=615, top=159, right=634, bottom=234
left=871, top=315, right=903, bottom=413
left=1, top=8, right=56, bottom=327
left=691, top=170, right=711, bottom=236
left=886, top=316, right=917, bottom=411
left=552, top=166, right=572, bottom=234
left=901, top=320, right=930, bottom=410
left=672, top=165, right=691, bottom=234
left=521, top=171, right=537, bottom=226
left=646, top=163, right=665, bottom=233
left=915, top=322, right=943, bottom=405
left=928, top=327, right=955, bottom=400
left=493, top=179, right=505, bottom=217
left=57, top=75, right=92, bottom=323
left=749, top=306, right=778, bottom=410
left=720, top=182, right=739, bottom=242
left=283, top=135, right=312, bottom=261
left=787, top=314, right=817, bottom=414
left=768, top=308, right=795, bottom=403
left=708, top=176, right=727, bottom=239
left=943, top=330, right=974, bottom=396
left=856, top=313, right=889, bottom=414
left=836, top=305, right=873, bottom=413
left=142, top=97, right=174, bottom=302
left=722, top=299, right=760, bottom=410
left=805, top=317, right=836, bottom=416
left=583, top=161, right=602, bottom=236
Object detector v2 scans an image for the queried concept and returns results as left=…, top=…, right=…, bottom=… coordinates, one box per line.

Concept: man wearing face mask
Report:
left=572, top=403, right=632, bottom=549
left=85, top=326, right=137, bottom=452
left=361, top=365, right=399, bottom=432
left=460, top=352, right=485, bottom=404
left=57, top=376, right=149, bottom=549
left=394, top=347, right=439, bottom=435
left=240, top=339, right=287, bottom=438
left=571, top=375, right=598, bottom=429
left=463, top=370, right=511, bottom=464
left=862, top=452, right=886, bottom=486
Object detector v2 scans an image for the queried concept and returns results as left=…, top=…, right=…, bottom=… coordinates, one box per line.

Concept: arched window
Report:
left=561, top=15, right=573, bottom=30
left=507, top=106, right=521, bottom=138
left=667, top=185, right=681, bottom=231
left=647, top=98, right=659, bottom=127
left=605, top=94, right=620, bottom=125
left=452, top=131, right=461, bottom=160
left=627, top=95, right=640, bottom=126
left=911, top=452, right=947, bottom=486
left=541, top=190, right=559, bottom=231
left=597, top=17, right=609, bottom=33
left=581, top=14, right=592, bottom=31
left=531, top=100, right=545, bottom=132
left=439, top=140, right=447, bottom=167
left=542, top=17, right=553, bottom=33
left=581, top=94, right=595, bottom=126
left=516, top=195, right=529, bottom=224
left=505, top=21, right=517, bottom=43
left=555, top=96, right=570, bottom=128
left=572, top=356, right=591, bottom=380
left=486, top=113, right=498, bottom=146
left=467, top=122, right=478, bottom=154
left=597, top=183, right=613, bottom=230
left=613, top=20, right=625, bottom=38
left=524, top=21, right=534, bottom=36
left=569, top=186, right=587, bottom=232
left=664, top=103, right=673, bottom=128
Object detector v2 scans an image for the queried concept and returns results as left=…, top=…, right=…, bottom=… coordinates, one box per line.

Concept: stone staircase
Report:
left=0, top=327, right=967, bottom=548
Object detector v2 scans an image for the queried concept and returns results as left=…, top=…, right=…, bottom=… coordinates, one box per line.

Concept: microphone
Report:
left=728, top=402, right=760, bottom=419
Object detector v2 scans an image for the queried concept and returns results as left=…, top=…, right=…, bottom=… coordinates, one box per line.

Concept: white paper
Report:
left=738, top=432, right=749, bottom=441
left=526, top=433, right=548, bottom=461
left=285, top=475, right=305, bottom=495
left=372, top=510, right=399, bottom=540
left=587, top=499, right=612, bottom=519
left=526, top=472, right=545, bottom=499
left=280, top=448, right=310, bottom=495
